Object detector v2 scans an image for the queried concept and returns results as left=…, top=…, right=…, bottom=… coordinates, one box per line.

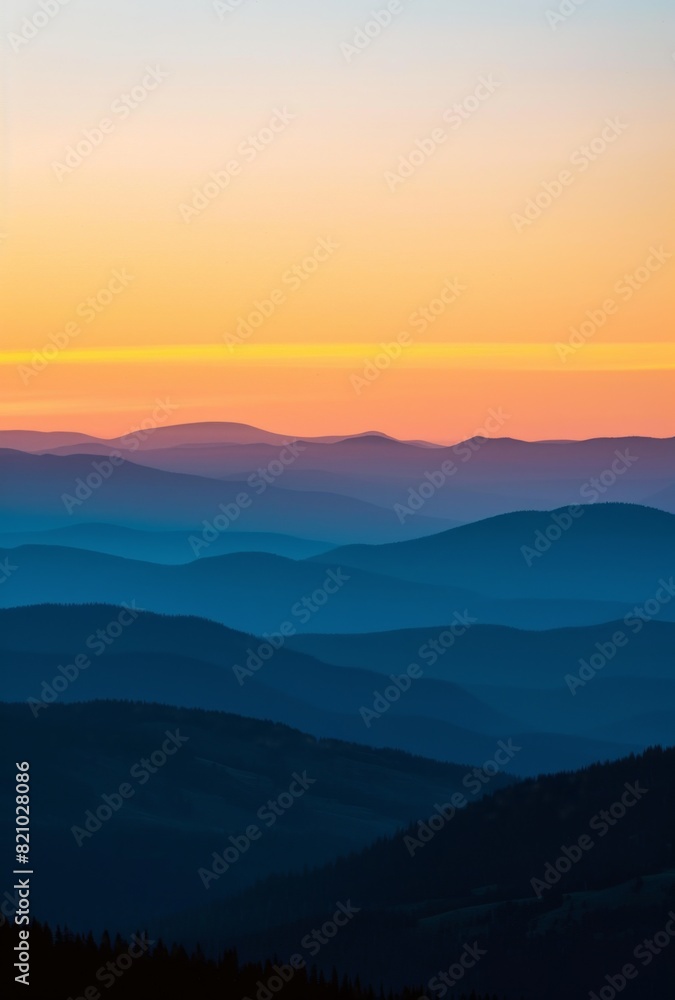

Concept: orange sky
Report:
left=1, top=0, right=673, bottom=441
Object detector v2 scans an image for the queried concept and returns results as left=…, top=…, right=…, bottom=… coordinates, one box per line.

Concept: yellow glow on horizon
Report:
left=2, top=342, right=675, bottom=370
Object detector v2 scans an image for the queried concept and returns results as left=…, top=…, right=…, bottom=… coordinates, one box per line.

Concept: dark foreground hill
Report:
left=153, top=745, right=675, bottom=998
left=0, top=700, right=513, bottom=934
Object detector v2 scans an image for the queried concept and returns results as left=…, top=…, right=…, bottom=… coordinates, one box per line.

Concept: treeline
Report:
left=1, top=921, right=512, bottom=1000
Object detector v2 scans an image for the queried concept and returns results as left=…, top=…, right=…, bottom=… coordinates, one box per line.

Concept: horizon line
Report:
left=1, top=421, right=674, bottom=450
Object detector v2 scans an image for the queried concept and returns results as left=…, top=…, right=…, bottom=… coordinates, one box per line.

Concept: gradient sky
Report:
left=1, top=0, right=674, bottom=442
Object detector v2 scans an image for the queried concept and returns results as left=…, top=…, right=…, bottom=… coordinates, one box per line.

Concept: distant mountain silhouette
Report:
left=5, top=504, right=675, bottom=632
left=0, top=449, right=453, bottom=542
left=2, top=427, right=675, bottom=525
left=1, top=604, right=665, bottom=773
left=314, top=503, right=675, bottom=603
left=0, top=524, right=335, bottom=563
left=0, top=544, right=482, bottom=632
left=0, top=421, right=440, bottom=452
left=288, top=618, right=675, bottom=687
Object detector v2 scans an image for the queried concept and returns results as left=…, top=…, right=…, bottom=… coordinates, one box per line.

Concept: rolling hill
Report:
left=0, top=448, right=453, bottom=542
left=151, top=744, right=675, bottom=998
left=312, top=502, right=675, bottom=602
left=0, top=523, right=335, bottom=563
left=1, top=605, right=666, bottom=773
left=0, top=700, right=514, bottom=933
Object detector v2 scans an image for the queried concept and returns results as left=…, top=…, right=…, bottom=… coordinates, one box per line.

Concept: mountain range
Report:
left=1, top=503, right=673, bottom=632
left=2, top=603, right=672, bottom=772
left=2, top=421, right=674, bottom=998
left=2, top=424, right=675, bottom=536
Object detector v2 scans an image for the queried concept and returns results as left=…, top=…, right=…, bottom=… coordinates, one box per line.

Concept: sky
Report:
left=1, top=0, right=674, bottom=442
